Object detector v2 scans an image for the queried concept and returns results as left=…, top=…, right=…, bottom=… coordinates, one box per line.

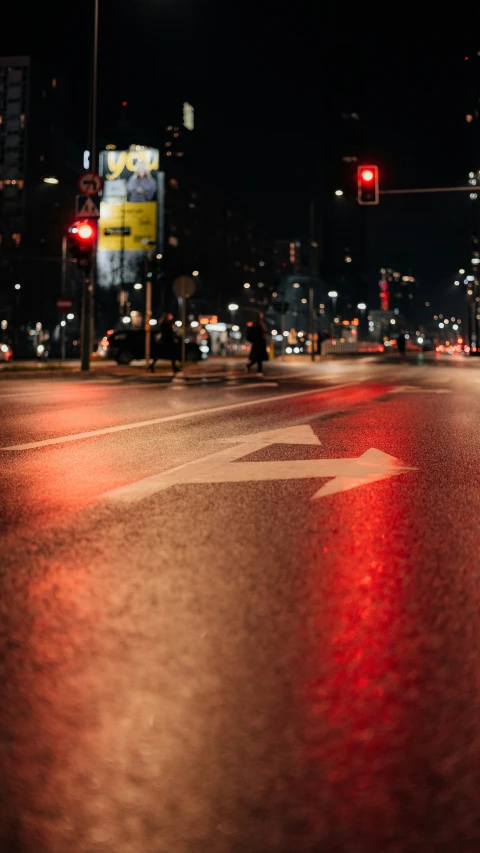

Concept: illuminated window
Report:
left=52, top=78, right=56, bottom=88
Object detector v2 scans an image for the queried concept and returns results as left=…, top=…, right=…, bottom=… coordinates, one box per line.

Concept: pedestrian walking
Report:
left=397, top=331, right=406, bottom=361
left=149, top=312, right=180, bottom=374
left=246, top=312, right=269, bottom=375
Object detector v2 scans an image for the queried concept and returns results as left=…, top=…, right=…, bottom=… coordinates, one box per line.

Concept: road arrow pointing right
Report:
left=102, top=424, right=415, bottom=504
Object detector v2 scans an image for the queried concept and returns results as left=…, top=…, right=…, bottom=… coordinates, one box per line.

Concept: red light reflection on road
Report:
left=301, top=446, right=413, bottom=844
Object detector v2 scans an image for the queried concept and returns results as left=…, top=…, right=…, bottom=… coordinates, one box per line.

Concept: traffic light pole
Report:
left=80, top=0, right=99, bottom=373
left=380, top=186, right=476, bottom=195
left=80, top=271, right=92, bottom=372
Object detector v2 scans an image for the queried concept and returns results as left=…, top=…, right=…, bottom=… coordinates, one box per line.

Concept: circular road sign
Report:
left=173, top=275, right=196, bottom=299
left=78, top=171, right=103, bottom=196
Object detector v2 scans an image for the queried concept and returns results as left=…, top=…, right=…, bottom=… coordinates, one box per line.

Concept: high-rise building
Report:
left=0, top=56, right=82, bottom=334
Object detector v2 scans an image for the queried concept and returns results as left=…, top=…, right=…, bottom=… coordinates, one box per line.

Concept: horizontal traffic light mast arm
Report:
left=380, top=186, right=476, bottom=194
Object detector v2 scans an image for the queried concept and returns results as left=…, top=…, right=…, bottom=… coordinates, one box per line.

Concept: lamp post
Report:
left=328, top=290, right=338, bottom=324
left=228, top=302, right=239, bottom=325
left=357, top=302, right=366, bottom=339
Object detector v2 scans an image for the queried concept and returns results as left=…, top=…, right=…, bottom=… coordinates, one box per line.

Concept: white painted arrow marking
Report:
left=101, top=424, right=415, bottom=504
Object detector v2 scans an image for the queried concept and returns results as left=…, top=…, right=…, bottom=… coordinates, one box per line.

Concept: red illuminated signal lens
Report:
left=361, top=169, right=374, bottom=182
left=78, top=223, right=94, bottom=240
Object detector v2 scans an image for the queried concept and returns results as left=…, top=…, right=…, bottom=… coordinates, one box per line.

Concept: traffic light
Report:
left=68, top=219, right=97, bottom=270
left=357, top=165, right=379, bottom=205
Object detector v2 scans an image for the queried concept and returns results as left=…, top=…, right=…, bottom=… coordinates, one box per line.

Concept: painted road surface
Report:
left=2, top=357, right=480, bottom=852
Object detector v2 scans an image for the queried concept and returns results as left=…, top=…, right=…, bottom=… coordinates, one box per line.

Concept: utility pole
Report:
left=309, top=199, right=316, bottom=361
left=60, top=235, right=67, bottom=361
left=81, top=0, right=99, bottom=372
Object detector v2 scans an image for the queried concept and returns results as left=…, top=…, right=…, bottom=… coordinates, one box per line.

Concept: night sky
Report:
left=1, top=0, right=479, bottom=314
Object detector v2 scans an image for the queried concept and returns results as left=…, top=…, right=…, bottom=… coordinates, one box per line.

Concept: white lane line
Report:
left=0, top=382, right=355, bottom=451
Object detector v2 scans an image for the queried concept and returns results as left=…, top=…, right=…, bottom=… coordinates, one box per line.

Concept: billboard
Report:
left=97, top=148, right=163, bottom=289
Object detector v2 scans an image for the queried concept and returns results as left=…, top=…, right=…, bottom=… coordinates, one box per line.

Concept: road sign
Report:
left=103, top=424, right=415, bottom=504
left=57, top=298, right=73, bottom=311
left=78, top=171, right=103, bottom=196
left=173, top=275, right=196, bottom=299
left=75, top=196, right=100, bottom=218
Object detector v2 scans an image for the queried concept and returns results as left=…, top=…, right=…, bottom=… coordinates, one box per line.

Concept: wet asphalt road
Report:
left=2, top=355, right=480, bottom=852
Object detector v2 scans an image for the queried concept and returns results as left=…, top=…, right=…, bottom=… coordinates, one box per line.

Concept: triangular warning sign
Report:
left=77, top=197, right=99, bottom=218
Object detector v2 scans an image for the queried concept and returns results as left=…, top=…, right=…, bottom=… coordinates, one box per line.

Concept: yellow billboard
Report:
left=98, top=200, right=157, bottom=252
left=97, top=147, right=161, bottom=289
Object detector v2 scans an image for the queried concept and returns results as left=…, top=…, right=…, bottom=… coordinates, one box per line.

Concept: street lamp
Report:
left=43, top=177, right=59, bottom=184
left=328, top=290, right=338, bottom=315
left=14, top=283, right=21, bottom=290
left=335, top=189, right=344, bottom=196
left=192, top=270, right=199, bottom=277
left=228, top=302, right=239, bottom=325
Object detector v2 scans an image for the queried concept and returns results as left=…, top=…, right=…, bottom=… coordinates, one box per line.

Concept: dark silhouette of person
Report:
left=149, top=312, right=180, bottom=374
left=397, top=331, right=406, bottom=360
left=247, top=312, right=268, bottom=375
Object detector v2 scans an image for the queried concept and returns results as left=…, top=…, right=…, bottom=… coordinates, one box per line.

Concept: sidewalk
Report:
left=0, top=357, right=254, bottom=380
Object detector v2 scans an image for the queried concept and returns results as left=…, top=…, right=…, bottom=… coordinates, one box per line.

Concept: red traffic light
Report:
left=78, top=222, right=94, bottom=240
left=357, top=165, right=379, bottom=205
left=361, top=168, right=374, bottom=182
left=70, top=220, right=95, bottom=240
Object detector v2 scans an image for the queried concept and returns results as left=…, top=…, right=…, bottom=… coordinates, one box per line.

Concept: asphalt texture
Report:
left=2, top=355, right=480, bottom=852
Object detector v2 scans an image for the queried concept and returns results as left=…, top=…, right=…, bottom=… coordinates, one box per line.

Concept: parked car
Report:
left=104, top=329, right=204, bottom=364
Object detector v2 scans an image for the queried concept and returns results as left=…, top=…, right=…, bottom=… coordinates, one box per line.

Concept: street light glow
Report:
left=14, top=283, right=21, bottom=290
left=328, top=291, right=338, bottom=298
left=192, top=270, right=199, bottom=277
left=357, top=302, right=366, bottom=310
left=244, top=283, right=250, bottom=289
left=228, top=303, right=239, bottom=311
left=67, top=313, right=74, bottom=320
left=43, top=177, right=59, bottom=184
left=133, top=283, right=143, bottom=290
left=335, top=189, right=344, bottom=196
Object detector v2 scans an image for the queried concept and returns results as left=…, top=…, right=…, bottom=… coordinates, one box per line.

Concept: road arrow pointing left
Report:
left=102, top=424, right=415, bottom=504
